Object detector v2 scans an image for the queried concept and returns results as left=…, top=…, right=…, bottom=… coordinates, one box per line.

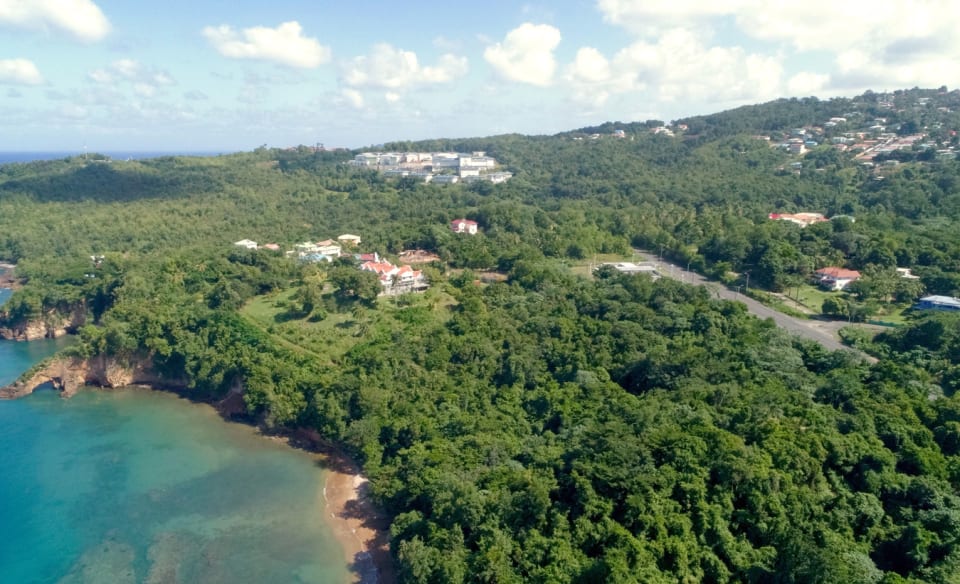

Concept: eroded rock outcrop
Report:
left=0, top=354, right=185, bottom=399
left=0, top=305, right=87, bottom=341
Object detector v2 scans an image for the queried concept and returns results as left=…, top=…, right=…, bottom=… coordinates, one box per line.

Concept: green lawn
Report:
left=793, top=285, right=836, bottom=313
left=241, top=285, right=458, bottom=365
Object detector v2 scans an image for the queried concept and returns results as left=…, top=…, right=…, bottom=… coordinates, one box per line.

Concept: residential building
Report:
left=813, top=267, right=861, bottom=291
left=234, top=239, right=258, bottom=250
left=450, top=219, right=478, bottom=234
left=354, top=252, right=381, bottom=263
left=432, top=175, right=459, bottom=184
left=315, top=240, right=342, bottom=258
left=915, top=295, right=960, bottom=312
left=360, top=260, right=428, bottom=293
left=337, top=234, right=362, bottom=245
left=598, top=262, right=659, bottom=278
left=769, top=212, right=828, bottom=227
left=896, top=267, right=920, bottom=280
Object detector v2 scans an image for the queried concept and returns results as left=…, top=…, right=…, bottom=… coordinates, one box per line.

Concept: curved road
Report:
left=633, top=251, right=876, bottom=362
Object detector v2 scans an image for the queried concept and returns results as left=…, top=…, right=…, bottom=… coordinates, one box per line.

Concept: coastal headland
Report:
left=1, top=354, right=394, bottom=584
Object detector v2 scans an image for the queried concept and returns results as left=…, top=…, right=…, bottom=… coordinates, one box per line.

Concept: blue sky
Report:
left=1, top=0, right=957, bottom=151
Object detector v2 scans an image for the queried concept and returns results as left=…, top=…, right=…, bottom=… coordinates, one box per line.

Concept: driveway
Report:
left=633, top=251, right=876, bottom=362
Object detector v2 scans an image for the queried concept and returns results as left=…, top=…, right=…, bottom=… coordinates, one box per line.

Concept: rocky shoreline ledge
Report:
left=0, top=353, right=394, bottom=584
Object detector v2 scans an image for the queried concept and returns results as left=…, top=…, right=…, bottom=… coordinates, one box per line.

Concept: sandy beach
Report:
left=280, top=429, right=395, bottom=584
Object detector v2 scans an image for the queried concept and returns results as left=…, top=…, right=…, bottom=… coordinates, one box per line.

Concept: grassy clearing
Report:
left=792, top=285, right=836, bottom=313
left=241, top=285, right=459, bottom=365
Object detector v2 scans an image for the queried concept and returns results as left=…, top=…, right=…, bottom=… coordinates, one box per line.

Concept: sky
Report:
left=1, top=0, right=958, bottom=151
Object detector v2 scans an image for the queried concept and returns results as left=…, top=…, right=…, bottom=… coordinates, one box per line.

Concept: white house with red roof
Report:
left=360, top=260, right=428, bottom=294
left=813, top=267, right=861, bottom=291
left=450, top=219, right=478, bottom=234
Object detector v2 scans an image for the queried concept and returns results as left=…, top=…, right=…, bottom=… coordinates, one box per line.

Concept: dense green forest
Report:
left=5, top=88, right=960, bottom=582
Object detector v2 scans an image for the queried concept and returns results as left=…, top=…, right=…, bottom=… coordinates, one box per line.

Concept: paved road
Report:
left=633, top=251, right=876, bottom=362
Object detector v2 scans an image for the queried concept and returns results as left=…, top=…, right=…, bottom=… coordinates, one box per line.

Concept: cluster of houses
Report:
left=348, top=151, right=512, bottom=184
left=233, top=233, right=429, bottom=295
left=766, top=93, right=960, bottom=167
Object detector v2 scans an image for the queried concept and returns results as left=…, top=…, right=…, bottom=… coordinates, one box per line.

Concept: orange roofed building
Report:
left=813, top=267, right=861, bottom=291
left=360, top=260, right=428, bottom=294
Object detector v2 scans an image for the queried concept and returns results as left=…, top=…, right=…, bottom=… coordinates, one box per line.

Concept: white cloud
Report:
left=564, top=47, right=635, bottom=106
left=342, top=44, right=467, bottom=90
left=564, top=28, right=782, bottom=108
left=341, top=88, right=364, bottom=109
left=787, top=71, right=829, bottom=96
left=87, top=59, right=175, bottom=100
left=596, top=0, right=749, bottom=34
left=385, top=91, right=400, bottom=103
left=88, top=69, right=111, bottom=83
left=618, top=29, right=782, bottom=102
left=0, top=59, right=44, bottom=85
left=0, top=0, right=110, bottom=41
left=203, top=21, right=331, bottom=69
left=484, top=23, right=561, bottom=86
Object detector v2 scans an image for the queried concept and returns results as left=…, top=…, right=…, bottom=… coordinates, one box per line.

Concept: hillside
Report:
left=4, top=88, right=960, bottom=582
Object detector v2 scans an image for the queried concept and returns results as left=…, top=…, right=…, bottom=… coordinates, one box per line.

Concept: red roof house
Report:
left=813, top=267, right=861, bottom=291
left=450, top=219, right=478, bottom=235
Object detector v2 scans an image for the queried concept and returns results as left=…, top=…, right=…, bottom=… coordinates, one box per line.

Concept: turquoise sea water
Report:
left=0, top=289, right=348, bottom=583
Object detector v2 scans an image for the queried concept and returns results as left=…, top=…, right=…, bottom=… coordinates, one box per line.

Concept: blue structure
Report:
left=915, top=295, right=960, bottom=312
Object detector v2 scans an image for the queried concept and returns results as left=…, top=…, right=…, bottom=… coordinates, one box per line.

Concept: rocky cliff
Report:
left=0, top=354, right=186, bottom=399
left=0, top=305, right=87, bottom=341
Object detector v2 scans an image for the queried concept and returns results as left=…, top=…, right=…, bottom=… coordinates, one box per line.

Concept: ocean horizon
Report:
left=0, top=151, right=234, bottom=165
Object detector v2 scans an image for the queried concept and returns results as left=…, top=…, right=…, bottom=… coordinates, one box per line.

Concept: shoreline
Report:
left=270, top=428, right=395, bottom=584
left=0, top=262, right=18, bottom=289
left=1, top=352, right=395, bottom=584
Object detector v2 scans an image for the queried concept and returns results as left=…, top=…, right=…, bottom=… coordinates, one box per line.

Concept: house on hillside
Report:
left=450, top=219, right=479, bottom=235
left=360, top=260, right=428, bottom=294
left=813, top=267, right=861, bottom=291
left=234, top=239, right=258, bottom=250
left=769, top=212, right=829, bottom=228
left=337, top=234, right=362, bottom=246
left=915, top=295, right=960, bottom=312
left=315, top=240, right=342, bottom=258
left=598, top=262, right=659, bottom=278
left=354, top=252, right=381, bottom=263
